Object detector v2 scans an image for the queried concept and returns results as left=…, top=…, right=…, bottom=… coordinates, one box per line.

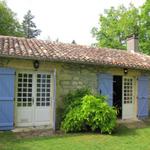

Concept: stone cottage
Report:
left=0, top=35, right=150, bottom=130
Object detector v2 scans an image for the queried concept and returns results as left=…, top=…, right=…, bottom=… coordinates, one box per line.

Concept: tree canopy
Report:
left=22, top=10, right=41, bottom=38
left=92, top=0, right=150, bottom=54
left=140, top=0, right=150, bottom=54
left=0, top=1, right=41, bottom=38
left=0, top=1, right=24, bottom=36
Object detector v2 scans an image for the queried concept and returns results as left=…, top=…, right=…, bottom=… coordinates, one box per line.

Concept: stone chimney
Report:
left=126, top=35, right=138, bottom=53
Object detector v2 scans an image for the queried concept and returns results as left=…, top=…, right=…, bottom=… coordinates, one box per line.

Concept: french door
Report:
left=15, top=72, right=53, bottom=127
left=122, top=77, right=134, bottom=119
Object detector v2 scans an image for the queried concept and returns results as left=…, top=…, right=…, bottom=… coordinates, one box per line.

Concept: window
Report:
left=123, top=78, right=133, bottom=104
left=36, top=73, right=51, bottom=106
left=17, top=73, right=33, bottom=107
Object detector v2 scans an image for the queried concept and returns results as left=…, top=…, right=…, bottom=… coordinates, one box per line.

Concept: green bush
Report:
left=61, top=93, right=117, bottom=134
left=81, top=95, right=117, bottom=133
left=62, top=88, right=92, bottom=119
left=61, top=107, right=84, bottom=132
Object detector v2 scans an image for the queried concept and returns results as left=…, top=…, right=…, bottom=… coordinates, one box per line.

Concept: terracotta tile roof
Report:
left=0, top=35, right=150, bottom=70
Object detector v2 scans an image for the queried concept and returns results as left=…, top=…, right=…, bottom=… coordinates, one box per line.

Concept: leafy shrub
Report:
left=61, top=94, right=117, bottom=134
left=62, top=88, right=92, bottom=119
left=81, top=95, right=117, bottom=133
left=61, top=107, right=84, bottom=132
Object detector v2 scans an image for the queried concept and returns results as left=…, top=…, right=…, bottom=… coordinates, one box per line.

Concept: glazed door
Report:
left=15, top=72, right=52, bottom=127
left=34, top=73, right=52, bottom=126
left=122, top=77, right=134, bottom=119
left=15, top=73, right=34, bottom=126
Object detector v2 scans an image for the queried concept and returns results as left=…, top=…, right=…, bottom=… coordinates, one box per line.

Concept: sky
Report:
left=6, top=0, right=145, bottom=45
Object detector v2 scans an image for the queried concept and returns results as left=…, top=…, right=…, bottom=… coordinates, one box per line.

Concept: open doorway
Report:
left=113, top=76, right=122, bottom=118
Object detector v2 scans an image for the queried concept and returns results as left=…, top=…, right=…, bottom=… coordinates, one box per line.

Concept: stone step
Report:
left=117, top=118, right=150, bottom=129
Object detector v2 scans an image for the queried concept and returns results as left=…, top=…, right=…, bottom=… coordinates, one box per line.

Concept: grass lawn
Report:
left=1, top=126, right=150, bottom=150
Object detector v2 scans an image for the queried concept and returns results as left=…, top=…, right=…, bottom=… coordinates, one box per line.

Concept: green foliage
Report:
left=91, top=1, right=150, bottom=54
left=61, top=106, right=84, bottom=132
left=22, top=10, right=41, bottom=38
left=91, top=4, right=139, bottom=50
left=140, top=0, right=150, bottom=54
left=62, top=88, right=92, bottom=118
left=61, top=94, right=117, bottom=134
left=0, top=1, right=24, bottom=36
left=0, top=1, right=41, bottom=38
left=81, top=95, right=117, bottom=133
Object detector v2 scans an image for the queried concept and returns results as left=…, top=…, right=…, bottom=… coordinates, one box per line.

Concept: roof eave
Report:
left=0, top=54, right=150, bottom=71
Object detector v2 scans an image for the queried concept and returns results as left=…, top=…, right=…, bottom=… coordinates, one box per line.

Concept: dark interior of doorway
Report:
left=113, top=76, right=122, bottom=118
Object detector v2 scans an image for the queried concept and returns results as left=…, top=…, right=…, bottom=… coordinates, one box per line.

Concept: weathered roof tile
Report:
left=0, top=35, right=150, bottom=70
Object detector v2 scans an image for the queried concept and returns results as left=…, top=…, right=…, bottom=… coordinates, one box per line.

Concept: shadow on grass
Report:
left=0, top=131, right=17, bottom=142
left=0, top=125, right=150, bottom=143
left=112, top=125, right=139, bottom=137
left=26, top=126, right=141, bottom=141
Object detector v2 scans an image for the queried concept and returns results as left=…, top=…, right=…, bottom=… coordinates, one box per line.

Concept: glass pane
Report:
left=17, top=73, right=33, bottom=107
left=17, top=103, right=22, bottom=107
left=37, top=102, right=40, bottom=106
left=18, top=93, right=22, bottom=97
left=36, top=73, right=51, bottom=106
left=29, top=74, right=32, bottom=78
left=37, top=74, right=41, bottom=78
left=46, top=102, right=50, bottom=106
left=123, top=78, right=133, bottom=104
left=42, top=102, right=45, bottom=106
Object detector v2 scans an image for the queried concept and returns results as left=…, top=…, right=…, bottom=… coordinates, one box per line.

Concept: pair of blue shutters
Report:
left=99, top=74, right=149, bottom=118
left=0, top=68, right=15, bottom=130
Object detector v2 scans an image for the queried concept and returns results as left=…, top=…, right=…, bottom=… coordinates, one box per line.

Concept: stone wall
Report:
left=58, top=64, right=98, bottom=94
left=55, top=63, right=99, bottom=127
left=1, top=58, right=149, bottom=128
left=0, top=58, right=100, bottom=128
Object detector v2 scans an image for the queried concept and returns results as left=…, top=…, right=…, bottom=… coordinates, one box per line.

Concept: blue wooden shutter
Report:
left=138, top=76, right=149, bottom=118
left=0, top=68, right=15, bottom=130
left=98, top=74, right=113, bottom=106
